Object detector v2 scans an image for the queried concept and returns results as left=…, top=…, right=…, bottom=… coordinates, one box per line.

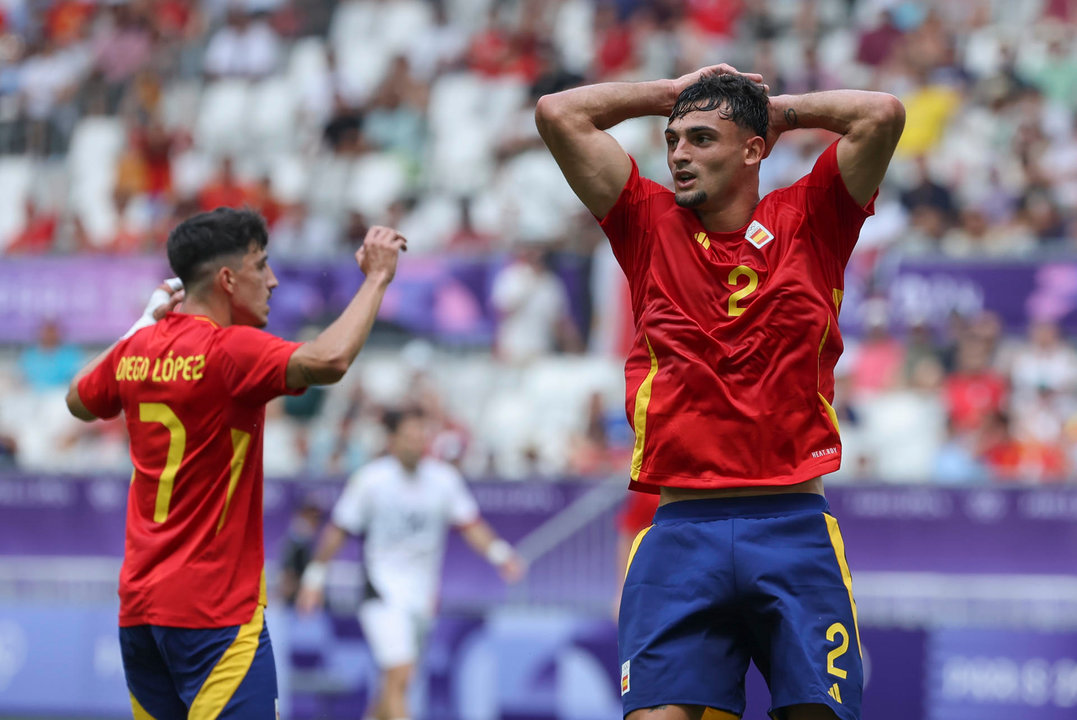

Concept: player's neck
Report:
left=178, top=295, right=232, bottom=327
left=696, top=188, right=760, bottom=234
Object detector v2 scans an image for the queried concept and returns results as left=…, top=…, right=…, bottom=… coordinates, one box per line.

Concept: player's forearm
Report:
left=770, top=90, right=905, bottom=141
left=536, top=79, right=679, bottom=134
left=300, top=523, right=348, bottom=592
left=310, top=523, right=348, bottom=566
left=287, top=272, right=392, bottom=386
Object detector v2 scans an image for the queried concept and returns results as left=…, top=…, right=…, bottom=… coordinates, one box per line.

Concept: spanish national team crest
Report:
left=621, top=660, right=631, bottom=695
left=745, top=220, right=774, bottom=249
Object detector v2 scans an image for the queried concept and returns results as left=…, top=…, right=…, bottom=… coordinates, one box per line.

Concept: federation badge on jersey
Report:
left=745, top=220, right=774, bottom=249
left=621, top=659, right=631, bottom=695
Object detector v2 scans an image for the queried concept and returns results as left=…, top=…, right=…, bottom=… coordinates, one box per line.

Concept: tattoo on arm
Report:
left=299, top=364, right=317, bottom=386
left=784, top=107, right=798, bottom=128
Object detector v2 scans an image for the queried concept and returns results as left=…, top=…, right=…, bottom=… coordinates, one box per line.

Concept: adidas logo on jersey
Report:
left=745, top=221, right=774, bottom=249
left=828, top=683, right=843, bottom=703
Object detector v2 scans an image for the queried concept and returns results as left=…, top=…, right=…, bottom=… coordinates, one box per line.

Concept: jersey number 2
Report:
left=727, top=266, right=759, bottom=317
left=137, top=403, right=250, bottom=528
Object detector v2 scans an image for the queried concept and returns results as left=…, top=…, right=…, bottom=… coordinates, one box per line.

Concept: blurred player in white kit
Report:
left=297, top=406, right=525, bottom=720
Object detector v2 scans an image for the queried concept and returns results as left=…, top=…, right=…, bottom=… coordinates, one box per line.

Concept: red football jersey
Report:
left=78, top=313, right=302, bottom=627
left=600, top=141, right=875, bottom=492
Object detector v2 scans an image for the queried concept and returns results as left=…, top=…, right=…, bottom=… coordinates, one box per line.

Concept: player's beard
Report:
left=675, top=189, right=708, bottom=208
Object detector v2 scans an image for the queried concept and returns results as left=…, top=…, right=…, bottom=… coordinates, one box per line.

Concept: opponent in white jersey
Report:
left=298, top=408, right=524, bottom=720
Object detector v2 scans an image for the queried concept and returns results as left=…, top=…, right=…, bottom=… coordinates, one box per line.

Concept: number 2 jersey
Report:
left=77, top=313, right=302, bottom=628
left=600, top=141, right=875, bottom=492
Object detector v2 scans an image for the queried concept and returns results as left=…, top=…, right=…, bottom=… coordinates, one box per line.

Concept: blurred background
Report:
left=1, top=0, right=1076, bottom=718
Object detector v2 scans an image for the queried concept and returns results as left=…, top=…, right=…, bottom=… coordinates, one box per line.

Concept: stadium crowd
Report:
left=2, top=0, right=1077, bottom=483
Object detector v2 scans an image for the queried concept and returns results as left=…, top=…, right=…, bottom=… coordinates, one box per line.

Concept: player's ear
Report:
left=217, top=264, right=236, bottom=295
left=744, top=135, right=765, bottom=167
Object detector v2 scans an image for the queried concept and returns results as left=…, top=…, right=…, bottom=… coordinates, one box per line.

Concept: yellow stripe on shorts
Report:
left=824, top=514, right=861, bottom=654
left=129, top=692, right=157, bottom=720
left=624, top=525, right=653, bottom=580
left=188, top=604, right=265, bottom=719
left=701, top=708, right=740, bottom=720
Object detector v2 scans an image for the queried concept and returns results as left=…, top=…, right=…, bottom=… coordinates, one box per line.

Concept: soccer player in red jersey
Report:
left=65, top=208, right=406, bottom=719
left=536, top=67, right=904, bottom=720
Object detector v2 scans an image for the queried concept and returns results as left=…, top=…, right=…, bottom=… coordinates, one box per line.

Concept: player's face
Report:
left=231, top=244, right=278, bottom=328
left=665, top=109, right=758, bottom=209
left=391, top=416, right=427, bottom=469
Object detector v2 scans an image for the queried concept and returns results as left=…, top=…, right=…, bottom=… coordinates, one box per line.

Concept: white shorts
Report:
left=358, top=598, right=432, bottom=669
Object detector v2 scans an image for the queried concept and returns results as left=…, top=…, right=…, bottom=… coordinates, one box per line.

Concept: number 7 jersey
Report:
left=77, top=313, right=302, bottom=628
left=600, top=141, right=875, bottom=493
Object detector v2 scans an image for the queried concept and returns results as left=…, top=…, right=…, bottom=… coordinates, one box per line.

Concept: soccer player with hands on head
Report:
left=66, top=208, right=406, bottom=719
left=536, top=64, right=904, bottom=720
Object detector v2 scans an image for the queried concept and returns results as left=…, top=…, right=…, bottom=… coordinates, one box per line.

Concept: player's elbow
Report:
left=65, top=385, right=95, bottom=422
left=534, top=93, right=572, bottom=139
left=871, top=93, right=906, bottom=144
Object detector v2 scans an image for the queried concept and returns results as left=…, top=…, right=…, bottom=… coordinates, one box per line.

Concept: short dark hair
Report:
left=670, top=74, right=769, bottom=139
left=166, top=207, right=269, bottom=288
left=383, top=406, right=425, bottom=435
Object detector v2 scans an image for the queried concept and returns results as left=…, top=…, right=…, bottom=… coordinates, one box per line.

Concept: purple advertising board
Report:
left=881, top=258, right=1077, bottom=337
left=0, top=255, right=590, bottom=346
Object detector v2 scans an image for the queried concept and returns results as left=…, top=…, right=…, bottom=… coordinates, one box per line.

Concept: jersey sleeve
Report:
left=597, top=156, right=673, bottom=283
left=331, top=469, right=369, bottom=536
left=801, top=140, right=877, bottom=265
left=215, top=326, right=303, bottom=405
left=443, top=466, right=480, bottom=527
left=76, top=345, right=123, bottom=419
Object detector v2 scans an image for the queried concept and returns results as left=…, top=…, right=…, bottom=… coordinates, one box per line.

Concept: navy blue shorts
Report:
left=618, top=494, right=862, bottom=720
left=119, top=605, right=278, bottom=719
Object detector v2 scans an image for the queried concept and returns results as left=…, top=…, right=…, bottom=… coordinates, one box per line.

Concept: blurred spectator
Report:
left=277, top=498, right=326, bottom=606
left=6, top=198, right=58, bottom=254
left=115, top=116, right=180, bottom=201
left=861, top=356, right=948, bottom=482
left=944, top=333, right=1009, bottom=435
left=18, top=319, right=83, bottom=391
left=1008, top=319, right=1077, bottom=401
left=203, top=6, right=281, bottom=79
left=19, top=37, right=87, bottom=155
left=900, top=154, right=956, bottom=217
left=446, top=198, right=495, bottom=253
left=856, top=8, right=903, bottom=68
left=198, top=156, right=258, bottom=212
left=491, top=246, right=582, bottom=365
left=363, top=55, right=428, bottom=169
left=932, top=418, right=985, bottom=484
left=849, top=301, right=905, bottom=397
left=942, top=204, right=1034, bottom=257
left=567, top=390, right=631, bottom=477
left=91, top=3, right=154, bottom=113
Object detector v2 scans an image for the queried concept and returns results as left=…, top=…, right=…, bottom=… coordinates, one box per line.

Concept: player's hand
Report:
left=671, top=64, right=769, bottom=98
left=295, top=585, right=325, bottom=615
left=152, top=278, right=185, bottom=320
left=356, top=225, right=407, bottom=284
left=499, top=553, right=527, bottom=584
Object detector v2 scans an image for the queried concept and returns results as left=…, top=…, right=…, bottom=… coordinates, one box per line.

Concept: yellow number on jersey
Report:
left=138, top=403, right=187, bottom=523
left=727, top=265, right=759, bottom=317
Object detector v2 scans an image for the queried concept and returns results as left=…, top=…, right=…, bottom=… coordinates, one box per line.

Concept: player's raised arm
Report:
left=766, top=90, right=906, bottom=206
left=535, top=64, right=766, bottom=219
left=285, top=225, right=406, bottom=388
